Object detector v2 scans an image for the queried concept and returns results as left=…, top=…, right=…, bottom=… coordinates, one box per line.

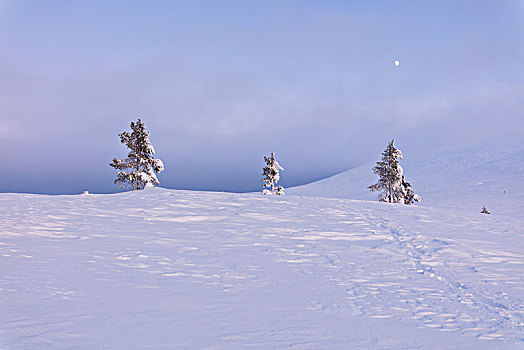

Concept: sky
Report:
left=0, top=0, right=523, bottom=194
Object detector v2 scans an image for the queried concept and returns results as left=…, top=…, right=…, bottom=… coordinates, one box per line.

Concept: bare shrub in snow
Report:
left=110, top=118, right=164, bottom=190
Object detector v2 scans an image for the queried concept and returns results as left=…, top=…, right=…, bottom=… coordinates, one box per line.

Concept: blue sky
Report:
left=0, top=1, right=522, bottom=194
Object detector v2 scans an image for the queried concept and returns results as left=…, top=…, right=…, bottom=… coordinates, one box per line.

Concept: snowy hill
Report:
left=1, top=145, right=523, bottom=349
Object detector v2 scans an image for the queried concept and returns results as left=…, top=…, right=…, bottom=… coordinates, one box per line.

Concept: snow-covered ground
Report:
left=1, top=146, right=523, bottom=349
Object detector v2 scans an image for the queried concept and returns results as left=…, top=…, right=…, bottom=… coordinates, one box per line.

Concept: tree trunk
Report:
left=136, top=162, right=140, bottom=190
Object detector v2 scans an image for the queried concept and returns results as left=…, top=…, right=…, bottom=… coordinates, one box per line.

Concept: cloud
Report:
left=0, top=118, right=12, bottom=136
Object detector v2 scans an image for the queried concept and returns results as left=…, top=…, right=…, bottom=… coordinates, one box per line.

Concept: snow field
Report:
left=0, top=187, right=522, bottom=348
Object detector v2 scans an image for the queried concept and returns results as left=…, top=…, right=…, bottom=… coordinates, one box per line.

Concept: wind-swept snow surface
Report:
left=0, top=185, right=523, bottom=348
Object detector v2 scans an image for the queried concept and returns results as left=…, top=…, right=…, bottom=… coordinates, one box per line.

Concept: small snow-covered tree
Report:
left=261, top=152, right=284, bottom=195
left=368, top=139, right=420, bottom=204
left=401, top=175, right=421, bottom=205
left=110, top=118, right=164, bottom=190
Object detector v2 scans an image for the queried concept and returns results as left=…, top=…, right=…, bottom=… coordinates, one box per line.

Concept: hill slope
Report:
left=288, top=145, right=524, bottom=215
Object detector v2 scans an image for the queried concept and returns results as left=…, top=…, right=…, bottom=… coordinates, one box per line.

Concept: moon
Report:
left=394, top=60, right=400, bottom=67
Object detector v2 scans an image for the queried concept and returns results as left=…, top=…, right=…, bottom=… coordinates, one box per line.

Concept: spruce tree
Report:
left=261, top=152, right=284, bottom=195
left=368, top=140, right=420, bottom=204
left=110, top=119, right=164, bottom=190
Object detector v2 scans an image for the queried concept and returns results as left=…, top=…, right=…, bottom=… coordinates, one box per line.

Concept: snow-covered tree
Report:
left=368, top=140, right=420, bottom=204
left=110, top=119, right=164, bottom=190
left=261, top=152, right=284, bottom=195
